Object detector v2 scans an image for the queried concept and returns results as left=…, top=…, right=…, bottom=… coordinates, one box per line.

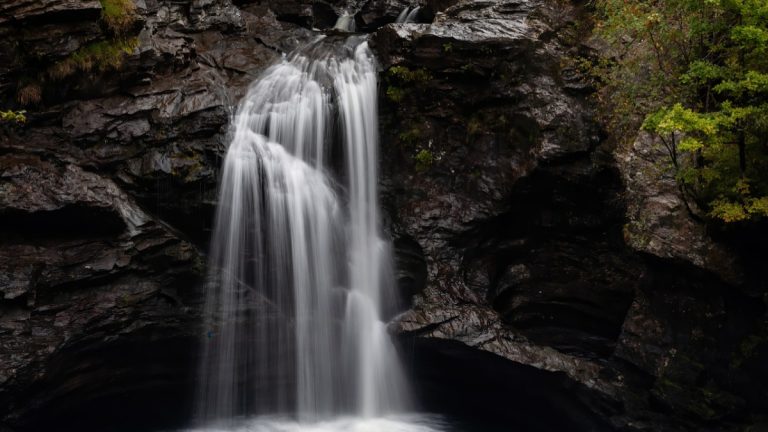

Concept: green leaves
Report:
left=597, top=0, right=768, bottom=223
left=681, top=61, right=726, bottom=85
left=643, top=104, right=717, bottom=137
left=0, top=110, right=26, bottom=124
left=714, top=71, right=768, bottom=96
left=731, top=25, right=768, bottom=51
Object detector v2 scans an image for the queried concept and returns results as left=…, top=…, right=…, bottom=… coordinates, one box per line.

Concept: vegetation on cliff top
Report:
left=593, top=0, right=768, bottom=223
left=48, top=37, right=139, bottom=80
left=15, top=0, right=138, bottom=104
left=100, top=0, right=137, bottom=34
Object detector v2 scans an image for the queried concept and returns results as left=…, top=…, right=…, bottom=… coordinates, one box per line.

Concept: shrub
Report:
left=16, top=84, right=41, bottom=105
left=48, top=37, right=139, bottom=79
left=0, top=110, right=26, bottom=123
left=414, top=149, right=434, bottom=171
left=100, top=0, right=137, bottom=34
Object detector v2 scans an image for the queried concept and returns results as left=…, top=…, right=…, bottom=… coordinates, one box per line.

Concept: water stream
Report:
left=194, top=36, right=434, bottom=431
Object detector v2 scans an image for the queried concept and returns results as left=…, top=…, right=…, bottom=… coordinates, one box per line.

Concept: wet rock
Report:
left=0, top=1, right=309, bottom=429
left=188, top=0, right=245, bottom=32
left=375, top=0, right=768, bottom=430
left=0, top=0, right=102, bottom=24
left=0, top=154, right=204, bottom=430
left=359, top=0, right=414, bottom=30
left=619, top=131, right=743, bottom=284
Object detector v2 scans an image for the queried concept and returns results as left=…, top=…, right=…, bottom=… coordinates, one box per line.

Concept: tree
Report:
left=594, top=0, right=768, bottom=223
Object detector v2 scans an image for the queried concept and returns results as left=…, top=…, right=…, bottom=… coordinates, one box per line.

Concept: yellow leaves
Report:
left=0, top=110, right=26, bottom=124
left=747, top=196, right=768, bottom=217
left=710, top=199, right=749, bottom=222
left=644, top=104, right=718, bottom=136
left=596, top=0, right=768, bottom=225
left=646, top=11, right=662, bottom=29
left=735, top=178, right=752, bottom=195
left=710, top=195, right=768, bottom=222
left=709, top=179, right=768, bottom=222
left=678, top=137, right=704, bottom=152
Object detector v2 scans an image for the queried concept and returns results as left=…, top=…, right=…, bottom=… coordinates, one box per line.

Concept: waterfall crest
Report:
left=197, top=37, right=409, bottom=425
left=395, top=6, right=421, bottom=24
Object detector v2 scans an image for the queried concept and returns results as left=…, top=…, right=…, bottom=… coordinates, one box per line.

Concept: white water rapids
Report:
left=194, top=37, right=437, bottom=432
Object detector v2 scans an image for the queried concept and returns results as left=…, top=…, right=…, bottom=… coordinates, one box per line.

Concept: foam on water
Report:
left=184, top=414, right=449, bottom=432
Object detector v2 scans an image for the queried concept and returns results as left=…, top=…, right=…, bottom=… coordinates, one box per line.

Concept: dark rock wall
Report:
left=1, top=0, right=766, bottom=431
left=0, top=1, right=310, bottom=429
left=372, top=1, right=768, bottom=430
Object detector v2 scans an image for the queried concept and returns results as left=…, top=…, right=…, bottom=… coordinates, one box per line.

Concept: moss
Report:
left=414, top=149, right=434, bottom=172
left=387, top=66, right=432, bottom=83
left=119, top=292, right=146, bottom=306
left=398, top=126, right=421, bottom=147
left=385, top=66, right=433, bottom=105
left=442, top=42, right=453, bottom=53
left=467, top=116, right=482, bottom=137
left=100, top=0, right=137, bottom=34
left=386, top=86, right=405, bottom=103
left=731, top=333, right=767, bottom=368
left=48, top=37, right=139, bottom=80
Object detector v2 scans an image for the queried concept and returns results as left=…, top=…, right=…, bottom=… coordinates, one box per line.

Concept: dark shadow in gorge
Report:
left=402, top=337, right=618, bottom=432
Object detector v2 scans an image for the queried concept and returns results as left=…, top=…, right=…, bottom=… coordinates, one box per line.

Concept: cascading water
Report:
left=395, top=6, right=421, bottom=24
left=194, top=36, right=438, bottom=431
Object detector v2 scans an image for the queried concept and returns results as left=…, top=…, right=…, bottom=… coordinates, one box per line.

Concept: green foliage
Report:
left=49, top=37, right=139, bottom=79
left=387, top=66, right=432, bottom=83
left=385, top=66, right=433, bottom=104
left=595, top=0, right=768, bottom=223
left=386, top=86, right=405, bottom=103
left=7, top=0, right=137, bottom=109
left=398, top=126, right=421, bottom=146
left=0, top=110, right=26, bottom=123
left=467, top=116, right=482, bottom=136
left=414, top=149, right=434, bottom=171
left=100, top=0, right=137, bottom=34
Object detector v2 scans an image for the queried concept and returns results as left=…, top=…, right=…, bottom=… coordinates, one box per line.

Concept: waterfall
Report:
left=395, top=7, right=410, bottom=23
left=333, top=13, right=356, bottom=32
left=395, top=6, right=421, bottom=24
left=405, top=7, right=421, bottom=24
left=196, top=37, right=409, bottom=426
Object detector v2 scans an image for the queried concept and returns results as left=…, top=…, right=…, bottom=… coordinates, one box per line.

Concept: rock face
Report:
left=0, top=0, right=310, bottom=430
left=372, top=0, right=768, bottom=430
left=1, top=0, right=767, bottom=431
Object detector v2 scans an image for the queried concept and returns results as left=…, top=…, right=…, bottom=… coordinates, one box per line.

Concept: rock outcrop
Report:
left=0, top=0, right=309, bottom=429
left=372, top=0, right=768, bottom=430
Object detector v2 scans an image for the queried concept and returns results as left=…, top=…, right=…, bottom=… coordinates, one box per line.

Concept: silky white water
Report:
left=395, top=7, right=421, bottom=24
left=184, top=415, right=449, bottom=432
left=196, top=37, right=417, bottom=430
